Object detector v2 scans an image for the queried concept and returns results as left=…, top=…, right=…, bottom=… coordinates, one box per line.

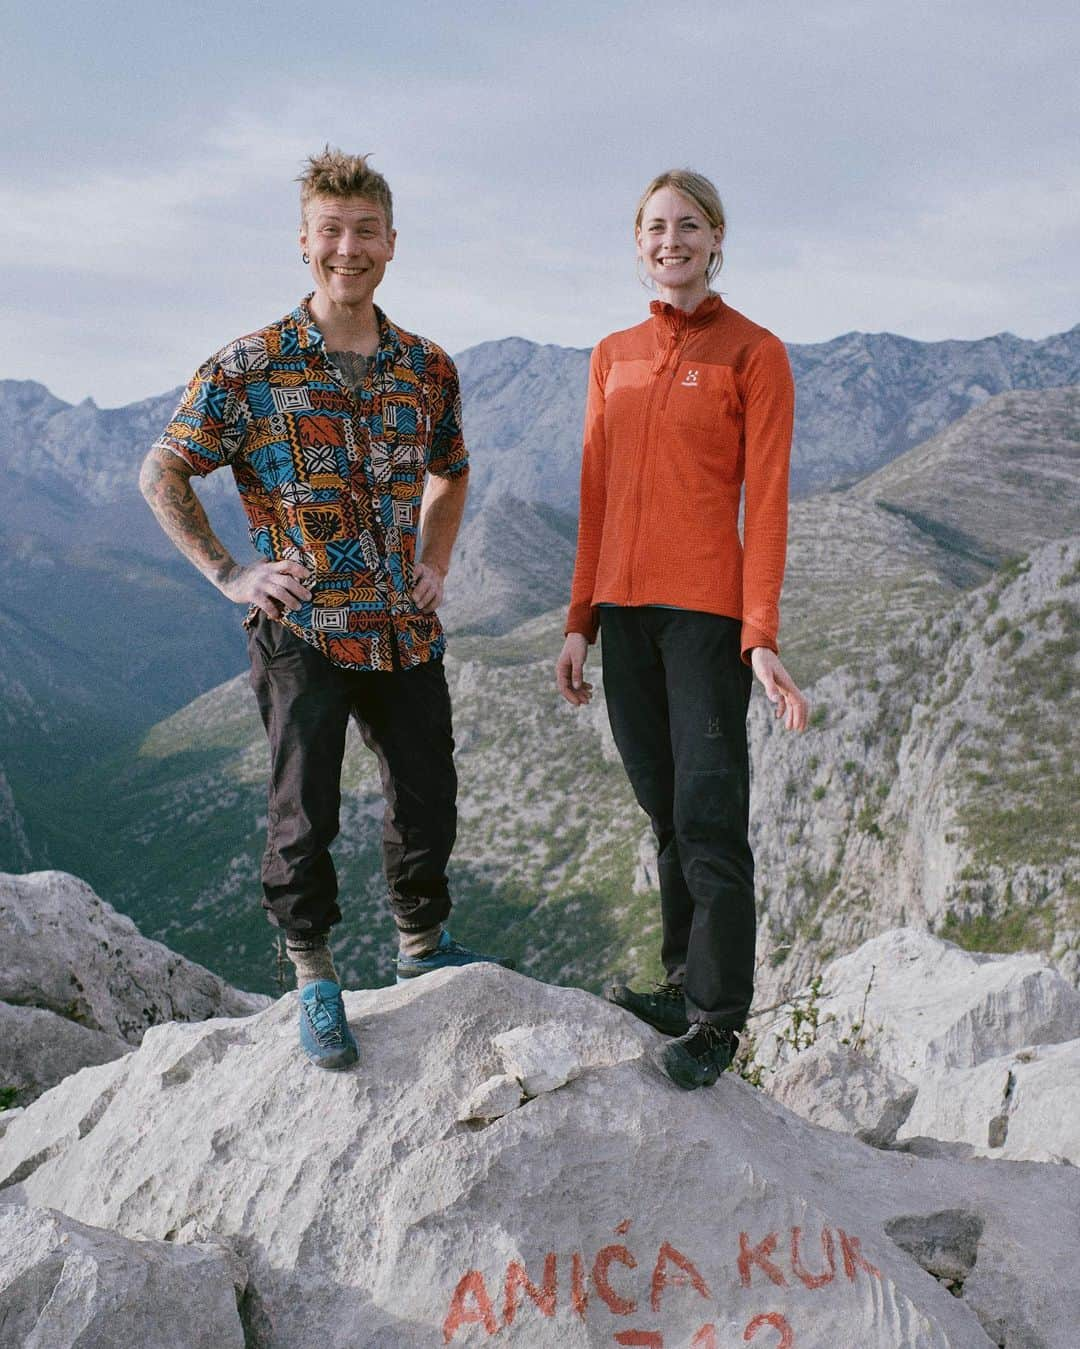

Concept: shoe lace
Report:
left=305, top=990, right=345, bottom=1047
left=686, top=1022, right=738, bottom=1057
left=652, top=982, right=684, bottom=1002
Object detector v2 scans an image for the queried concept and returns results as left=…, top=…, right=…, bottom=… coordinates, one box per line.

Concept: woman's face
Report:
left=635, top=186, right=723, bottom=299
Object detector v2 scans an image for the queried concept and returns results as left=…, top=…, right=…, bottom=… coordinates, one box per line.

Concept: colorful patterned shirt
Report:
left=153, top=298, right=469, bottom=672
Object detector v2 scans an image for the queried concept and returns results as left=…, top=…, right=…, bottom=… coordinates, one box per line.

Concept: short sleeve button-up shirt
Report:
left=153, top=299, right=468, bottom=672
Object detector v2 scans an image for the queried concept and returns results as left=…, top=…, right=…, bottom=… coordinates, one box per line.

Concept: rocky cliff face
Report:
left=750, top=928, right=1080, bottom=1166
left=750, top=537, right=1079, bottom=1009
left=2, top=952, right=1079, bottom=1348
left=0, top=766, right=31, bottom=874
left=0, top=870, right=268, bottom=1108
left=781, top=385, right=1080, bottom=683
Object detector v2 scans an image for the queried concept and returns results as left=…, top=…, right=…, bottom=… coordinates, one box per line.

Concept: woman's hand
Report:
left=750, top=648, right=808, bottom=732
left=556, top=633, right=594, bottom=706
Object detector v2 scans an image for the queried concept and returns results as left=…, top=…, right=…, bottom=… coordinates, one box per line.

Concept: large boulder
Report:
left=899, top=1039, right=1080, bottom=1165
left=0, top=870, right=267, bottom=1046
left=1, top=965, right=1077, bottom=1348
left=0, top=1001, right=128, bottom=1108
left=765, top=1043, right=918, bottom=1148
left=753, top=928, right=1080, bottom=1081
left=751, top=929, right=1080, bottom=1162
left=0, top=1202, right=245, bottom=1347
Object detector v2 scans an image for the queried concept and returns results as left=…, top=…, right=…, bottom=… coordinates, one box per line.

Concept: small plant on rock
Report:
left=837, top=966, right=876, bottom=1053
left=780, top=974, right=823, bottom=1053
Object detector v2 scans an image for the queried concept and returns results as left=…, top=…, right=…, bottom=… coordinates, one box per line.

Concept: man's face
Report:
left=300, top=195, right=396, bottom=308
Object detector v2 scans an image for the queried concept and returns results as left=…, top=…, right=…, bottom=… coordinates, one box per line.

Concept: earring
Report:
left=636, top=258, right=655, bottom=291
left=302, top=252, right=310, bottom=264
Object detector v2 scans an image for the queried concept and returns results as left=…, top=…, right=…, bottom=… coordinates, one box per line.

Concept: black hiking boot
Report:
left=653, top=1022, right=739, bottom=1089
left=606, top=980, right=689, bottom=1036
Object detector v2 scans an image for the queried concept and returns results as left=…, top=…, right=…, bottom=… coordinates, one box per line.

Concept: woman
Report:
left=556, top=169, right=808, bottom=1090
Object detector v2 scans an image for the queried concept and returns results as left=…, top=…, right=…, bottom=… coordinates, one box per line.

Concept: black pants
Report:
left=599, top=607, right=755, bottom=1028
left=248, top=613, right=456, bottom=937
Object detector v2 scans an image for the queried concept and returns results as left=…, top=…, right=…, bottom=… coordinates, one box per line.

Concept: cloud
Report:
left=3, top=6, right=1078, bottom=402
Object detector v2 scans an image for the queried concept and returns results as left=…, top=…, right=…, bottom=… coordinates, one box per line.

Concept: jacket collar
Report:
left=649, top=292, right=724, bottom=333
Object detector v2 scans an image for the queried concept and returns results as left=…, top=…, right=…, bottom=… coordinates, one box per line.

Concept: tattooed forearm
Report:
left=139, top=448, right=239, bottom=588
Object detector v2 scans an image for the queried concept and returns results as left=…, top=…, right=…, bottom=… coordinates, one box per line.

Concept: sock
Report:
left=286, top=935, right=339, bottom=988
left=398, top=923, right=444, bottom=959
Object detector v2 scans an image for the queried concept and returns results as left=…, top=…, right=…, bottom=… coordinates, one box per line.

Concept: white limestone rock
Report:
left=1, top=963, right=1077, bottom=1347
left=0, top=1001, right=129, bottom=1108
left=766, top=1044, right=918, bottom=1148
left=457, top=1074, right=524, bottom=1124
left=0, top=870, right=268, bottom=1045
left=899, top=1039, right=1080, bottom=1165
left=494, top=1022, right=587, bottom=1095
left=0, top=1202, right=245, bottom=1348
left=755, top=927, right=1080, bottom=1082
left=0, top=1109, right=24, bottom=1141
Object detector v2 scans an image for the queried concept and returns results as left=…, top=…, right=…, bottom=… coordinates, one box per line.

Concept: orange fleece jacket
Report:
left=566, top=294, right=795, bottom=660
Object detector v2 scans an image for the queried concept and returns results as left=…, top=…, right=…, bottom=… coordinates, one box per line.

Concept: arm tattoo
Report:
left=139, top=450, right=238, bottom=587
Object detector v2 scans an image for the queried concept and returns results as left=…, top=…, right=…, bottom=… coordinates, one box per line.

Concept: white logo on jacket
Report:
left=681, top=369, right=700, bottom=387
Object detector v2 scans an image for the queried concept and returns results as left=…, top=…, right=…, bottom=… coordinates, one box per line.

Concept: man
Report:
left=140, top=147, right=505, bottom=1071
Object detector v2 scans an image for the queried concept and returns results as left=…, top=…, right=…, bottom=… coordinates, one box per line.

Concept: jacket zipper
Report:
left=627, top=317, right=688, bottom=600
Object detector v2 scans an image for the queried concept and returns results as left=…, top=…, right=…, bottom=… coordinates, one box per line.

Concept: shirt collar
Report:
left=290, top=296, right=403, bottom=364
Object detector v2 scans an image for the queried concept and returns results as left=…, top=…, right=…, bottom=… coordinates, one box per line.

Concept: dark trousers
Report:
left=247, top=613, right=456, bottom=937
left=599, top=607, right=755, bottom=1028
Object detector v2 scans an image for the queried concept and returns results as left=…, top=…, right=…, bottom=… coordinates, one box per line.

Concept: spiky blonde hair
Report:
left=298, top=146, right=393, bottom=228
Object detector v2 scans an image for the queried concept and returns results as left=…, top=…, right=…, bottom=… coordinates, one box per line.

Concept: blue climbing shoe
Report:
left=298, top=979, right=359, bottom=1070
left=395, top=930, right=514, bottom=984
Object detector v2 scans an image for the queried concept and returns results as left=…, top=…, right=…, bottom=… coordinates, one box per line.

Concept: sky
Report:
left=2, top=0, right=1077, bottom=407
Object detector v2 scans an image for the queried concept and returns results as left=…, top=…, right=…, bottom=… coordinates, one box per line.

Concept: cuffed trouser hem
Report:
left=393, top=910, right=453, bottom=933
left=284, top=932, right=331, bottom=950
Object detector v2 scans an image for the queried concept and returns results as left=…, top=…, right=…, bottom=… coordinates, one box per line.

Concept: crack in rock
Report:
left=986, top=1068, right=1017, bottom=1149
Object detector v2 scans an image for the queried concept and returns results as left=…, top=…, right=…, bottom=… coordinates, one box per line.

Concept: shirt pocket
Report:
left=665, top=365, right=745, bottom=492
left=665, top=362, right=741, bottom=433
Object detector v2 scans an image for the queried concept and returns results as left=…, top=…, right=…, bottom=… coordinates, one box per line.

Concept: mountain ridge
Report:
left=5, top=319, right=1079, bottom=507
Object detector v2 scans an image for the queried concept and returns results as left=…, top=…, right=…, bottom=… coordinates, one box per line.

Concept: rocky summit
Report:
left=2, top=957, right=1078, bottom=1348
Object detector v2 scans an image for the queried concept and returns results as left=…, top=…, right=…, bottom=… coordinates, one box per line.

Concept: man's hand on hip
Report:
left=412, top=560, right=446, bottom=613
left=221, top=561, right=312, bottom=620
